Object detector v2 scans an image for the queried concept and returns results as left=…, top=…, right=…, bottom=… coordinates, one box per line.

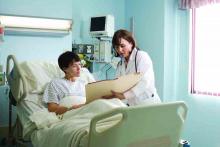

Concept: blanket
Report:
left=31, top=99, right=126, bottom=147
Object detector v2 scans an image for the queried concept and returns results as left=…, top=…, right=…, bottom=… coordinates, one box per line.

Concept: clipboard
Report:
left=85, top=73, right=142, bottom=103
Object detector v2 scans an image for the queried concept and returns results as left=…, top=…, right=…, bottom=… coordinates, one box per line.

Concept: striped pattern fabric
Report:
left=179, top=0, right=220, bottom=9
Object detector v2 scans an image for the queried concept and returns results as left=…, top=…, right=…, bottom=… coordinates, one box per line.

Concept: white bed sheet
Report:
left=16, top=93, right=47, bottom=140
left=30, top=99, right=126, bottom=147
left=14, top=60, right=96, bottom=141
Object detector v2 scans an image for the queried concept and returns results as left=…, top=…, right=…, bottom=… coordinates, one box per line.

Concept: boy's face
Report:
left=64, top=61, right=81, bottom=77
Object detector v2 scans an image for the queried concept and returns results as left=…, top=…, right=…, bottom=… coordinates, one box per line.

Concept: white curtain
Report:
left=179, top=0, right=220, bottom=9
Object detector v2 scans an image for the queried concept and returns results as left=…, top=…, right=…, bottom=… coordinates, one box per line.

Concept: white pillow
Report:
left=79, top=68, right=96, bottom=84
left=19, top=61, right=95, bottom=94
left=20, top=61, right=64, bottom=94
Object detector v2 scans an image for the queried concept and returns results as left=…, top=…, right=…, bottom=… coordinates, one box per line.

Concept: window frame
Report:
left=190, top=7, right=220, bottom=97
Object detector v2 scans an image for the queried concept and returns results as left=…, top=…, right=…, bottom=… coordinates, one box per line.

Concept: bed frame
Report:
left=88, top=102, right=187, bottom=147
left=1, top=55, right=28, bottom=147
left=5, top=54, right=188, bottom=147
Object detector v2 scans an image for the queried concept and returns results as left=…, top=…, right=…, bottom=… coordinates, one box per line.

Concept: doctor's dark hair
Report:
left=112, top=29, right=136, bottom=50
left=58, top=51, right=80, bottom=71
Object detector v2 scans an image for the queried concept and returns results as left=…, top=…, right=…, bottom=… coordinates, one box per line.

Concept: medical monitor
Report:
left=89, top=15, right=114, bottom=37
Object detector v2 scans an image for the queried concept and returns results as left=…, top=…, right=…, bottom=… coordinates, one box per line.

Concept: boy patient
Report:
left=43, top=51, right=86, bottom=115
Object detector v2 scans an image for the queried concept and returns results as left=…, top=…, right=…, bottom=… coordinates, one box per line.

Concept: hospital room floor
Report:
left=0, top=137, right=33, bottom=147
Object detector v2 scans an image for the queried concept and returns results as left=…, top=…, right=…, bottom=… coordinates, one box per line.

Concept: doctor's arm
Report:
left=102, top=52, right=155, bottom=101
left=123, top=53, right=156, bottom=102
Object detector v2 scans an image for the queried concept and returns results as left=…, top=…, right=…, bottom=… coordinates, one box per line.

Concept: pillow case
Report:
left=19, top=61, right=95, bottom=94
left=20, top=61, right=64, bottom=94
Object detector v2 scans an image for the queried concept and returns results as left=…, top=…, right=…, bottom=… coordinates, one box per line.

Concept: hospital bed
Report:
left=5, top=54, right=188, bottom=147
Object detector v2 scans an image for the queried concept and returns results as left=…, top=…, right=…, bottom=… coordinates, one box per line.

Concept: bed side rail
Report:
left=88, top=101, right=188, bottom=147
left=6, top=55, right=27, bottom=103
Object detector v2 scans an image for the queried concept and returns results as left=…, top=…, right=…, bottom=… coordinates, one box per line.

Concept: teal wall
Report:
left=125, top=0, right=165, bottom=101
left=164, top=0, right=179, bottom=101
left=176, top=8, right=220, bottom=147
left=164, top=1, right=220, bottom=147
left=0, top=0, right=73, bottom=64
left=72, top=0, right=125, bottom=43
left=1, top=0, right=220, bottom=147
left=0, top=0, right=72, bottom=18
left=71, top=0, right=125, bottom=80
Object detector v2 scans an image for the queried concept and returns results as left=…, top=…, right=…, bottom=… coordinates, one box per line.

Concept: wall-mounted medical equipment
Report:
left=72, top=42, right=111, bottom=63
left=72, top=44, right=95, bottom=72
left=93, top=41, right=112, bottom=63
left=89, top=15, right=114, bottom=37
left=99, top=41, right=112, bottom=62
left=72, top=44, right=94, bottom=54
left=0, top=15, right=72, bottom=37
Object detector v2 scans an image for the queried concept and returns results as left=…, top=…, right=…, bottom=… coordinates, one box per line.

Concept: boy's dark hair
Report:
left=58, top=51, right=80, bottom=71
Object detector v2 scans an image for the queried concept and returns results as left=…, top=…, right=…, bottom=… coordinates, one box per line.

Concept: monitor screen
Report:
left=90, top=16, right=106, bottom=32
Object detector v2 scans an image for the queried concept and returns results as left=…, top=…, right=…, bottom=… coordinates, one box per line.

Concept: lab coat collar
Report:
left=128, top=47, right=138, bottom=62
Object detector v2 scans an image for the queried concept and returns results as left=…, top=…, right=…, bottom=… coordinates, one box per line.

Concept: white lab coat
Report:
left=116, top=48, right=161, bottom=106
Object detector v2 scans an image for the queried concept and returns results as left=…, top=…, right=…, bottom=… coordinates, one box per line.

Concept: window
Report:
left=191, top=4, right=220, bottom=96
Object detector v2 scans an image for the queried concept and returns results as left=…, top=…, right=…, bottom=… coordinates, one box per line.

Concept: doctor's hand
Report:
left=102, top=90, right=125, bottom=100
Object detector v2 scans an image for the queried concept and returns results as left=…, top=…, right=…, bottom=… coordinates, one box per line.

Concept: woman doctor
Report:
left=103, top=29, right=161, bottom=106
